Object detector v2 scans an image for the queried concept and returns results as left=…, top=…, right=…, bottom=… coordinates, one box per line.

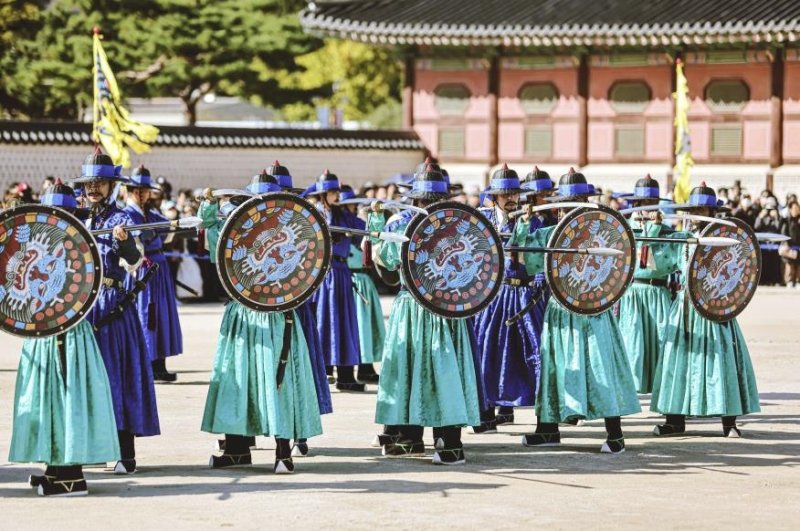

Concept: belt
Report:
left=102, top=277, right=123, bottom=289
left=503, top=278, right=531, bottom=287
left=332, top=256, right=348, bottom=263
left=634, top=278, right=668, bottom=287
left=350, top=268, right=369, bottom=273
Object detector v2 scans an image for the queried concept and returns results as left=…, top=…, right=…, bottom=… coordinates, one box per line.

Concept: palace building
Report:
left=301, top=0, right=800, bottom=197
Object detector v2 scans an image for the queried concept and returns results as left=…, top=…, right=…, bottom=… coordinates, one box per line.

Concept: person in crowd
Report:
left=756, top=196, right=784, bottom=285
left=780, top=200, right=800, bottom=287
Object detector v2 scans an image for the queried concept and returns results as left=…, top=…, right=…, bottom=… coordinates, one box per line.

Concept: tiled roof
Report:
left=301, top=0, right=800, bottom=47
left=0, top=121, right=424, bottom=151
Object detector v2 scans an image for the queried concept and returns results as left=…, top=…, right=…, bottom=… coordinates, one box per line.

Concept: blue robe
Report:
left=311, top=205, right=362, bottom=367
left=85, top=204, right=160, bottom=437
left=123, top=203, right=183, bottom=361
left=473, top=208, right=546, bottom=409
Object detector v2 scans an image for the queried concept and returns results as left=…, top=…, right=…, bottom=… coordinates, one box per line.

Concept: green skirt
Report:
left=9, top=320, right=120, bottom=465
left=375, top=292, right=480, bottom=427
left=353, top=272, right=386, bottom=364
left=201, top=302, right=322, bottom=439
left=617, top=282, right=671, bottom=393
left=535, top=302, right=641, bottom=423
left=650, top=293, right=760, bottom=417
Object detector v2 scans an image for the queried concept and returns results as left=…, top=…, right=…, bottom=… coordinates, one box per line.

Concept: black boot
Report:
left=113, top=431, right=136, bottom=474
left=210, top=434, right=253, bottom=468
left=274, top=438, right=294, bottom=474
left=38, top=466, right=87, bottom=497
left=496, top=406, right=515, bottom=425
left=373, top=424, right=401, bottom=448
left=521, top=422, right=561, bottom=447
left=383, top=425, right=425, bottom=457
left=471, top=408, right=498, bottom=434
left=601, top=417, right=625, bottom=454
left=722, top=416, right=741, bottom=438
left=432, top=427, right=465, bottom=465
left=291, top=438, right=309, bottom=457
left=152, top=358, right=177, bottom=383
left=358, top=363, right=380, bottom=383
left=653, top=414, right=686, bottom=436
left=335, top=365, right=366, bottom=392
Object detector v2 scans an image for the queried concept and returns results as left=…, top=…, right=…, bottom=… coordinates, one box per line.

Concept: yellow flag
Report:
left=672, top=60, right=693, bottom=204
left=92, top=31, right=159, bottom=168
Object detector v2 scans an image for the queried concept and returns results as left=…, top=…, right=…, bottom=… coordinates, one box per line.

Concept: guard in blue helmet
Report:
left=123, top=165, right=183, bottom=383
left=307, top=169, right=366, bottom=392
left=471, top=164, right=546, bottom=433
left=264, top=161, right=332, bottom=459
left=71, top=149, right=160, bottom=475
left=199, top=170, right=322, bottom=474
left=616, top=175, right=687, bottom=394
left=650, top=183, right=759, bottom=437
left=368, top=165, right=480, bottom=465
left=9, top=180, right=120, bottom=497
left=518, top=168, right=640, bottom=454
left=337, top=184, right=386, bottom=382
left=520, top=166, right=556, bottom=227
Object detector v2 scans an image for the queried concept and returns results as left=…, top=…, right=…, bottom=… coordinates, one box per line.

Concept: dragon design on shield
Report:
left=414, top=219, right=486, bottom=291
left=696, top=241, right=750, bottom=300
left=231, top=209, right=309, bottom=286
left=0, top=224, right=70, bottom=320
left=558, top=220, right=615, bottom=293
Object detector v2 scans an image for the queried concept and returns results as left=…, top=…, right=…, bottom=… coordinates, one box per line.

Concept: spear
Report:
left=92, top=216, right=202, bottom=236
left=504, top=246, right=625, bottom=257
left=509, top=202, right=599, bottom=219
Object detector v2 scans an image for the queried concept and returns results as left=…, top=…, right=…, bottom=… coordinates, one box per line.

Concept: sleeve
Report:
left=368, top=212, right=401, bottom=271
left=518, top=226, right=549, bottom=276
left=198, top=200, right=220, bottom=229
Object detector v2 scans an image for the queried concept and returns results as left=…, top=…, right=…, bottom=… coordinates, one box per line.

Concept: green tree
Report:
left=2, top=0, right=328, bottom=124
left=280, top=39, right=402, bottom=126
left=0, top=0, right=45, bottom=117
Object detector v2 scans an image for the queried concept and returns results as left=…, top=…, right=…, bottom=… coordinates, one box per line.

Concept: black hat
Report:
left=303, top=169, right=341, bottom=197
left=72, top=147, right=124, bottom=184
left=402, top=164, right=450, bottom=201
left=485, top=163, right=522, bottom=195
left=545, top=167, right=601, bottom=202
left=124, top=164, right=160, bottom=190
left=246, top=169, right=283, bottom=195
left=679, top=182, right=730, bottom=212
left=625, top=174, right=666, bottom=203
left=521, top=166, right=555, bottom=199
left=40, top=178, right=79, bottom=210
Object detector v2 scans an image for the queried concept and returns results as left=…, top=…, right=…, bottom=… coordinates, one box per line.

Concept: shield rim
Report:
left=400, top=200, right=505, bottom=319
left=688, top=217, right=761, bottom=322
left=216, top=192, right=332, bottom=313
left=545, top=204, right=636, bottom=316
left=0, top=204, right=103, bottom=338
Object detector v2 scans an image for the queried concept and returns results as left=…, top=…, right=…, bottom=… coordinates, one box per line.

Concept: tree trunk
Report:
left=184, top=98, right=197, bottom=126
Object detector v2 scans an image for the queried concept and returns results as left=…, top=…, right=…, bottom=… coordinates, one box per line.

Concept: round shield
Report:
left=0, top=205, right=102, bottom=338
left=546, top=205, right=636, bottom=315
left=688, top=217, right=761, bottom=322
left=401, top=201, right=504, bottom=318
left=217, top=192, right=331, bottom=312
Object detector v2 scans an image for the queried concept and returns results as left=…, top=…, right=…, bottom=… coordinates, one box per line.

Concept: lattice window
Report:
left=609, top=81, right=651, bottom=113
left=519, top=83, right=559, bottom=115
left=705, top=80, right=749, bottom=113
left=434, top=84, right=471, bottom=116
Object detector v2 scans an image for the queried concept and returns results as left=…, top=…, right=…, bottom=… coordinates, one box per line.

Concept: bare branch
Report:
left=119, top=55, right=169, bottom=83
